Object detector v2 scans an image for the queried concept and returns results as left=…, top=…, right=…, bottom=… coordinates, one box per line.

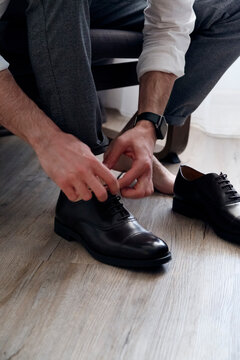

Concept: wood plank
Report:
left=0, top=127, right=240, bottom=360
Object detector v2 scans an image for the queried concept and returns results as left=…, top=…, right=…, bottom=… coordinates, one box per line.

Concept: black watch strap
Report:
left=134, top=112, right=167, bottom=140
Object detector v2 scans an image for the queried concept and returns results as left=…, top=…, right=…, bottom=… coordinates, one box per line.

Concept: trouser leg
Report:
left=25, top=0, right=240, bottom=154
left=26, top=0, right=108, bottom=154
left=25, top=0, right=147, bottom=154
left=90, top=0, right=146, bottom=31
left=165, top=0, right=240, bottom=125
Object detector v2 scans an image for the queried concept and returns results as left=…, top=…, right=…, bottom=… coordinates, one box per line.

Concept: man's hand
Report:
left=103, top=71, right=177, bottom=199
left=35, top=132, right=119, bottom=202
left=0, top=70, right=119, bottom=202
left=36, top=132, right=120, bottom=202
left=103, top=121, right=156, bottom=198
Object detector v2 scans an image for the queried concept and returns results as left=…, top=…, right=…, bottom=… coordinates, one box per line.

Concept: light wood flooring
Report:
left=0, top=114, right=240, bottom=360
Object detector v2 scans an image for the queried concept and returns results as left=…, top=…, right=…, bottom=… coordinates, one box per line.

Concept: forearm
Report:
left=138, top=71, right=177, bottom=115
left=0, top=69, right=61, bottom=150
left=0, top=71, right=120, bottom=201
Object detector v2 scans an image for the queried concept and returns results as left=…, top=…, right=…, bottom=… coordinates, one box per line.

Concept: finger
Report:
left=87, top=174, right=108, bottom=202
left=73, top=182, right=93, bottom=202
left=61, top=185, right=80, bottom=202
left=94, top=162, right=120, bottom=195
left=121, top=175, right=153, bottom=199
left=118, top=161, right=143, bottom=189
left=103, top=138, right=127, bottom=169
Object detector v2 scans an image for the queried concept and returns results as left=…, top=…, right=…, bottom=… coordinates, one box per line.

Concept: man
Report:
left=0, top=0, right=239, bottom=268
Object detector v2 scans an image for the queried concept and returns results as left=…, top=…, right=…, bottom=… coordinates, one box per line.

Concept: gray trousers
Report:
left=25, top=0, right=240, bottom=154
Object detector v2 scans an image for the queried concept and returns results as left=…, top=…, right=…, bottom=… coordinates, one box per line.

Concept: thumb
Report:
left=103, top=141, right=125, bottom=169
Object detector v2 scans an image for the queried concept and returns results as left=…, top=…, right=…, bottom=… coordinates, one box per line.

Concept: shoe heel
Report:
left=172, top=197, right=200, bottom=219
left=54, top=219, right=74, bottom=242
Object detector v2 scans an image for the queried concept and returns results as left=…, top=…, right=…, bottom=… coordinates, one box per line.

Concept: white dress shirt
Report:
left=0, top=0, right=10, bottom=71
left=0, top=0, right=195, bottom=79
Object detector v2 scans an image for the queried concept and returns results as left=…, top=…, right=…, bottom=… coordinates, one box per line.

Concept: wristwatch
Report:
left=134, top=112, right=168, bottom=140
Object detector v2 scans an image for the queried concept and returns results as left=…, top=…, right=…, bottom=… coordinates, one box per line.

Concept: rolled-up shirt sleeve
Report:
left=0, top=0, right=10, bottom=71
left=137, top=0, right=196, bottom=80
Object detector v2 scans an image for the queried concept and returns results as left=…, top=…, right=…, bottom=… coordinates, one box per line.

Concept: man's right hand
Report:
left=35, top=132, right=119, bottom=202
left=0, top=70, right=119, bottom=202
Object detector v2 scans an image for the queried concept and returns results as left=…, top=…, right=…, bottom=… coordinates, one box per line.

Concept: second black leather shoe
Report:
left=55, top=191, right=171, bottom=268
left=173, top=165, right=240, bottom=243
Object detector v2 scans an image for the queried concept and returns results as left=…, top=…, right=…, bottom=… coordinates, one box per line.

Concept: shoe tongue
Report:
left=205, top=172, right=219, bottom=179
left=194, top=172, right=219, bottom=184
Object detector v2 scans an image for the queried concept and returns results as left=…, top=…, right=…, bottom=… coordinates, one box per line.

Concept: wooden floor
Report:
left=0, top=120, right=240, bottom=360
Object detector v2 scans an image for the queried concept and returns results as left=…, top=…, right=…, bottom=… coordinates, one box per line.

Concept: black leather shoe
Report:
left=173, top=165, right=240, bottom=243
left=54, top=191, right=171, bottom=268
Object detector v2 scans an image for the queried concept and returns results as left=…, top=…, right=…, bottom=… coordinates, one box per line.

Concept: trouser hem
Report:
left=91, top=137, right=109, bottom=155
left=165, top=114, right=187, bottom=126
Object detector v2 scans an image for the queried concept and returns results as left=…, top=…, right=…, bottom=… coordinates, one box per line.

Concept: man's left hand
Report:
left=103, top=121, right=157, bottom=198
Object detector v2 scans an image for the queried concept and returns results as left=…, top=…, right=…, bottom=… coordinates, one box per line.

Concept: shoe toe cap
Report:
left=124, top=231, right=169, bottom=260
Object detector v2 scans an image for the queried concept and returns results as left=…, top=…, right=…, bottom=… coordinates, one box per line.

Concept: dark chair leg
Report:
left=154, top=116, right=191, bottom=163
left=118, top=111, right=137, bottom=134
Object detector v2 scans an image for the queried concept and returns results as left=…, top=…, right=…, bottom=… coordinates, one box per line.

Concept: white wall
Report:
left=192, top=58, right=240, bottom=137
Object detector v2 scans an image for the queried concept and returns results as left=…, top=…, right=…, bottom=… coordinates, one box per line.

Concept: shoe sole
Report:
left=172, top=197, right=240, bottom=243
left=54, top=219, right=172, bottom=268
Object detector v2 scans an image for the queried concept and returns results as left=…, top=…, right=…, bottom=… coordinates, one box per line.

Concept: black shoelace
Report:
left=216, top=173, right=240, bottom=201
left=106, top=193, right=129, bottom=219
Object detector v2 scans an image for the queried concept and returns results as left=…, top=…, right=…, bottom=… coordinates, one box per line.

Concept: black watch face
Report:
left=157, top=117, right=167, bottom=139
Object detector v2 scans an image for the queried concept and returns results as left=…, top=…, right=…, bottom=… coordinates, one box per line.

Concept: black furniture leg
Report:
left=154, top=116, right=191, bottom=163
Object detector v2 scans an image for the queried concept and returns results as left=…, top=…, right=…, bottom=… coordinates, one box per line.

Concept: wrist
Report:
left=135, top=120, right=157, bottom=143
left=31, top=125, right=62, bottom=155
left=28, top=110, right=62, bottom=152
left=135, top=111, right=168, bottom=141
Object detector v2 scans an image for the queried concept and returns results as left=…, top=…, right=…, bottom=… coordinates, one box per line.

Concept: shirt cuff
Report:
left=0, top=55, right=9, bottom=71
left=136, top=46, right=186, bottom=81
